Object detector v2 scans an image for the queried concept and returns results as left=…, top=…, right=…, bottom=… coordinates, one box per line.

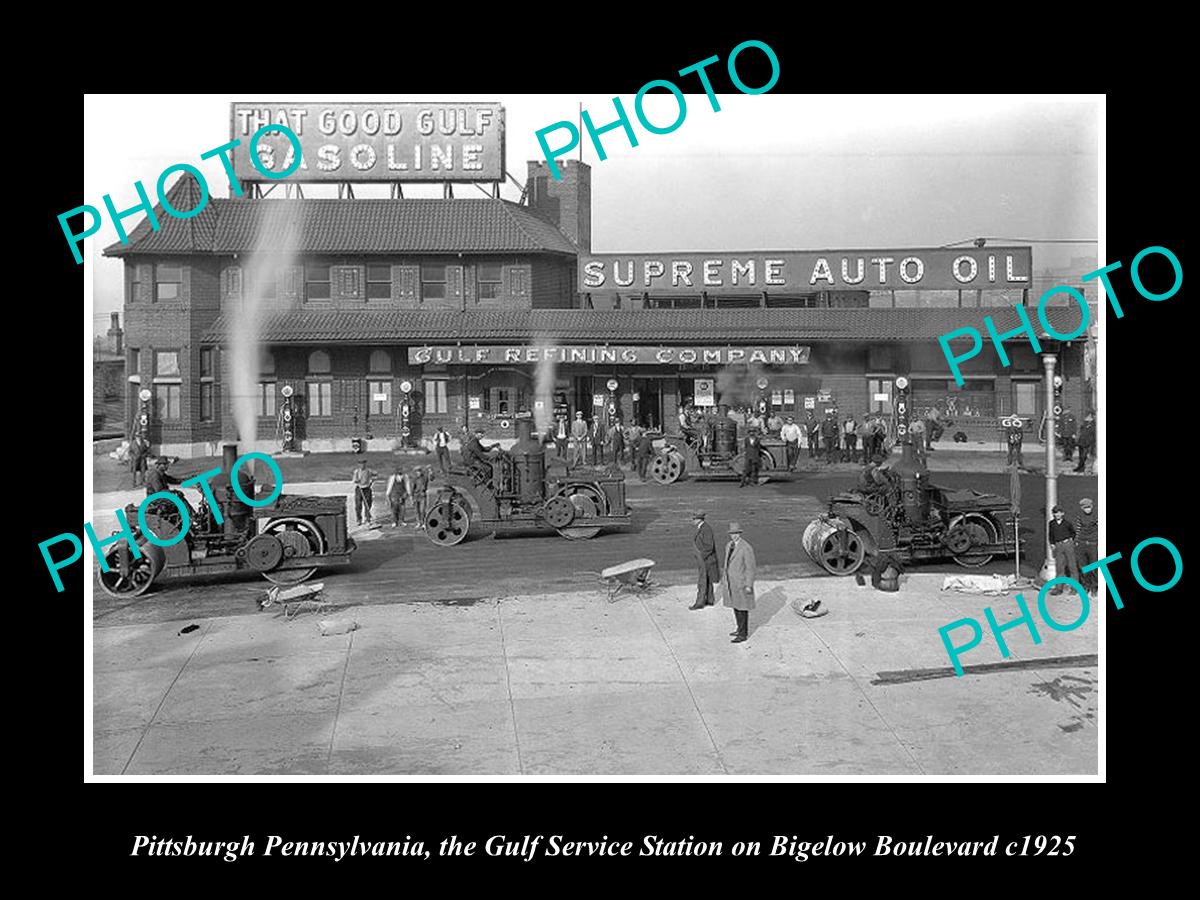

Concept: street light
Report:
left=1038, top=336, right=1062, bottom=582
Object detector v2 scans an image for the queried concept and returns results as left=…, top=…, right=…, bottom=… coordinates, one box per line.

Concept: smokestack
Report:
left=107, top=311, right=123, bottom=355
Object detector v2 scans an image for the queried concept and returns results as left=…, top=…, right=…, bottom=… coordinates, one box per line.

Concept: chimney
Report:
left=525, top=159, right=591, bottom=253
left=107, top=311, right=123, bottom=355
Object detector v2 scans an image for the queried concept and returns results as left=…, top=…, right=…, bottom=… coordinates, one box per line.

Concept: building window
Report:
left=305, top=263, right=331, bottom=301
left=154, top=263, right=182, bottom=301
left=368, top=380, right=392, bottom=415
left=200, top=347, right=214, bottom=378
left=156, top=350, right=180, bottom=377
left=367, top=263, right=392, bottom=299
left=868, top=378, right=894, bottom=415
left=1013, top=381, right=1039, bottom=417
left=308, top=349, right=332, bottom=374
left=129, top=348, right=140, bottom=376
left=368, top=349, right=391, bottom=374
left=478, top=264, right=502, bottom=300
left=422, top=263, right=447, bottom=300
left=258, top=382, right=276, bottom=417
left=257, top=269, right=278, bottom=301
left=129, top=273, right=141, bottom=303
left=200, top=383, right=215, bottom=421
left=307, top=382, right=332, bottom=417
left=424, top=379, right=448, bottom=414
left=154, top=383, right=181, bottom=420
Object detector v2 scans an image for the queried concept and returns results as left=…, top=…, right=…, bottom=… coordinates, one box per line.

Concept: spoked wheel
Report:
left=816, top=528, right=867, bottom=575
left=557, top=492, right=601, bottom=541
left=96, top=543, right=164, bottom=598
left=261, top=517, right=325, bottom=584
left=425, top=497, right=471, bottom=546
left=951, top=512, right=999, bottom=568
left=650, top=451, right=684, bottom=484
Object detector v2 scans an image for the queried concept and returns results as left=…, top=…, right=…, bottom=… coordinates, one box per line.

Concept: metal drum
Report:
left=713, top=419, right=738, bottom=455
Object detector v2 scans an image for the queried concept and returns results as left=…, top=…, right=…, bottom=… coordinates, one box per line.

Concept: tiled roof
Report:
left=202, top=306, right=1087, bottom=345
left=101, top=176, right=220, bottom=255
left=103, top=177, right=577, bottom=257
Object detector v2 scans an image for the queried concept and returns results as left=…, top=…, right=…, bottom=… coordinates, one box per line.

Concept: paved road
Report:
left=93, top=471, right=1096, bottom=627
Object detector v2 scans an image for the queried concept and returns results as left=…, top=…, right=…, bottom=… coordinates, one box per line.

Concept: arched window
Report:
left=308, top=349, right=331, bottom=374
left=368, top=349, right=391, bottom=374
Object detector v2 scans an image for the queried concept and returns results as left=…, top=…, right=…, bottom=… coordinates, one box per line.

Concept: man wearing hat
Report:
left=740, top=427, right=764, bottom=487
left=1047, top=505, right=1079, bottom=593
left=721, top=522, right=757, bottom=643
left=570, top=410, right=589, bottom=468
left=144, top=456, right=182, bottom=498
left=688, top=511, right=720, bottom=610
left=1075, top=498, right=1098, bottom=593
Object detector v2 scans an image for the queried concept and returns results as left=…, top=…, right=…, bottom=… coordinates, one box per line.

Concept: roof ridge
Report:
left=499, top=200, right=577, bottom=254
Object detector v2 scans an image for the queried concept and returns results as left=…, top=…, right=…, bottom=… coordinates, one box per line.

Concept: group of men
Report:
left=1057, top=408, right=1097, bottom=473
left=351, top=459, right=433, bottom=529
left=690, top=512, right=757, bottom=643
left=546, top=411, right=656, bottom=479
left=1046, top=498, right=1100, bottom=593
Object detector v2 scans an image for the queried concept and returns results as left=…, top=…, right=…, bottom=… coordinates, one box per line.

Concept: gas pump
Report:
left=754, top=376, right=770, bottom=421
left=132, top=387, right=152, bottom=444
left=278, top=384, right=297, bottom=452
left=892, top=375, right=926, bottom=524
left=398, top=380, right=413, bottom=448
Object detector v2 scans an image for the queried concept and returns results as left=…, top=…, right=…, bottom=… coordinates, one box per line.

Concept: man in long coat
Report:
left=721, top=522, right=757, bottom=643
left=688, top=511, right=720, bottom=610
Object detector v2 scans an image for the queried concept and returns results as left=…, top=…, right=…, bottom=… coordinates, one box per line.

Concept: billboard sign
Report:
left=230, top=102, right=505, bottom=183
left=580, top=247, right=1033, bottom=293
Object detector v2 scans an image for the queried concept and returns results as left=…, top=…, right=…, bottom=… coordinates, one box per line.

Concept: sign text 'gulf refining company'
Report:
left=580, top=248, right=1033, bottom=294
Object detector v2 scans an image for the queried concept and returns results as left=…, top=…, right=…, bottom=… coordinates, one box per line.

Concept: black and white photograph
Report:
left=83, top=91, right=1107, bottom=778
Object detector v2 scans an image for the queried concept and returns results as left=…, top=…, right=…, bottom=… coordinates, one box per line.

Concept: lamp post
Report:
left=1039, top=341, right=1061, bottom=582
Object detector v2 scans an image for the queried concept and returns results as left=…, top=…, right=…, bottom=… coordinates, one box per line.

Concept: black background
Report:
left=34, top=20, right=1185, bottom=886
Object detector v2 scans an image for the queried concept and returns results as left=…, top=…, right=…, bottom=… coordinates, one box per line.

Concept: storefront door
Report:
left=632, top=378, right=662, bottom=430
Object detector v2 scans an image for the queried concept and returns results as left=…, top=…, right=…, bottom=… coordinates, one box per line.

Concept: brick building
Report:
left=104, top=159, right=1089, bottom=456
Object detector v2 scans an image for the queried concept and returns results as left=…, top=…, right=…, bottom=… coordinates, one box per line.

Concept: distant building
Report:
left=104, top=156, right=1089, bottom=456
left=93, top=311, right=126, bottom=434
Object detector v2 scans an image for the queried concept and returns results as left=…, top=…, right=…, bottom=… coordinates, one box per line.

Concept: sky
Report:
left=85, top=94, right=1099, bottom=333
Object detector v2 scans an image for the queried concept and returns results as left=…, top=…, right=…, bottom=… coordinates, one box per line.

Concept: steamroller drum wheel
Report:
left=558, top=493, right=601, bottom=540
left=426, top=498, right=471, bottom=547
left=96, top=543, right=164, bottom=598
left=543, top=495, right=576, bottom=529
left=816, top=528, right=866, bottom=576
left=650, top=451, right=683, bottom=484
left=951, top=513, right=999, bottom=568
left=261, top=517, right=325, bottom=585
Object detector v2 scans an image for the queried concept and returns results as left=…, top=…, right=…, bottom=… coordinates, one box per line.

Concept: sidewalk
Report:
left=91, top=573, right=1097, bottom=776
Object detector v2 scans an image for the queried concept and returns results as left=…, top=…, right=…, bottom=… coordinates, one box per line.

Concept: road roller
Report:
left=650, top=414, right=788, bottom=484
left=801, top=377, right=1020, bottom=576
left=95, top=443, right=356, bottom=598
left=423, top=417, right=631, bottom=545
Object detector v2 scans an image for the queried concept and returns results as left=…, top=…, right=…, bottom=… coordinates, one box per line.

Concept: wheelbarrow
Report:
left=599, top=558, right=656, bottom=602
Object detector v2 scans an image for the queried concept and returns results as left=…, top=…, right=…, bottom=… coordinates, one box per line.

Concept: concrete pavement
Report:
left=92, top=572, right=1098, bottom=776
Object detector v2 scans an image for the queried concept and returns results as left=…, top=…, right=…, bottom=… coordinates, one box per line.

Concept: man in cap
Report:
left=688, top=511, right=720, bottom=610
left=351, top=458, right=378, bottom=527
left=144, top=456, right=182, bottom=498
left=1047, top=505, right=1079, bottom=593
left=570, top=410, right=589, bottom=468
left=1075, top=498, right=1098, bottom=593
left=740, top=427, right=763, bottom=487
left=1074, top=412, right=1096, bottom=474
left=781, top=416, right=802, bottom=471
left=721, top=522, right=757, bottom=643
